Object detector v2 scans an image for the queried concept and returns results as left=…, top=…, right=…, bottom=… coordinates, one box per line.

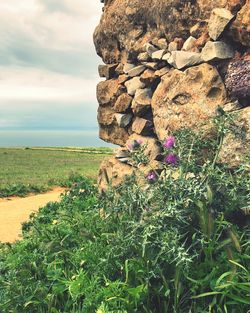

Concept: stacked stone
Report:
left=95, top=0, right=250, bottom=191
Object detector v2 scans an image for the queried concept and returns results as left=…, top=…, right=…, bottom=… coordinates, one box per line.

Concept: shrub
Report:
left=0, top=112, right=249, bottom=312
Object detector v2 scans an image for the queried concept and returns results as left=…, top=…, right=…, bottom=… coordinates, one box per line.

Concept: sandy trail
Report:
left=0, top=188, right=65, bottom=243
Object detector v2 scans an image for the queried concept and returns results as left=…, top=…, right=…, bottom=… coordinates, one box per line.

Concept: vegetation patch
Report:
left=0, top=113, right=249, bottom=312
left=0, top=148, right=110, bottom=197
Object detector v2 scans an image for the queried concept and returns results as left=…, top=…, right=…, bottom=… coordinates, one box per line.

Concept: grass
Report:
left=0, top=147, right=112, bottom=197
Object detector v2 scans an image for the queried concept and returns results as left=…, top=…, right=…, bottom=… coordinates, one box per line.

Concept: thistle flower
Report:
left=163, top=136, right=175, bottom=149
left=164, top=153, right=179, bottom=166
left=146, top=171, right=157, bottom=182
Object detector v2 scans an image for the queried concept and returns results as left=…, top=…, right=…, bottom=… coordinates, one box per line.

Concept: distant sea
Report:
left=0, top=130, right=115, bottom=148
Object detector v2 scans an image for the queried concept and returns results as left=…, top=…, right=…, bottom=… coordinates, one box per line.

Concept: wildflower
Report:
left=146, top=171, right=157, bottom=182
left=163, top=136, right=175, bottom=149
left=52, top=219, right=58, bottom=225
left=164, top=153, right=179, bottom=166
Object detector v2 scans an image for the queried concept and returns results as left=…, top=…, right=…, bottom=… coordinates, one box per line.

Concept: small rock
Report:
left=132, top=88, right=152, bottom=115
left=115, top=113, right=133, bottom=128
left=167, top=51, right=203, bottom=69
left=162, top=52, right=171, bottom=61
left=124, top=63, right=136, bottom=74
left=143, top=43, right=158, bottom=56
left=127, top=65, right=146, bottom=77
left=168, top=41, right=178, bottom=51
left=143, top=62, right=159, bottom=70
left=115, top=148, right=130, bottom=158
left=114, top=93, right=133, bottom=113
left=155, top=67, right=170, bottom=77
left=125, top=77, right=146, bottom=96
left=182, top=36, right=196, bottom=51
left=118, top=74, right=129, bottom=84
left=140, top=69, right=157, bottom=86
left=138, top=52, right=150, bottom=62
left=115, top=63, right=124, bottom=75
left=208, top=8, right=234, bottom=40
left=156, top=38, right=168, bottom=50
left=134, top=88, right=152, bottom=105
left=201, top=41, right=234, bottom=61
left=151, top=49, right=166, bottom=60
left=98, top=64, right=118, bottom=79
left=132, top=117, right=153, bottom=136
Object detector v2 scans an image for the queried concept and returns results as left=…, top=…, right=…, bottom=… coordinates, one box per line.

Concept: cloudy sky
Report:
left=0, top=0, right=103, bottom=130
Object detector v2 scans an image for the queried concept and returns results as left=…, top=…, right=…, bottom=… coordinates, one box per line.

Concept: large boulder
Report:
left=151, top=63, right=227, bottom=140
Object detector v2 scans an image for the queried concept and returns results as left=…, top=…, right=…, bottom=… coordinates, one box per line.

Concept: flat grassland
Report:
left=0, top=147, right=112, bottom=197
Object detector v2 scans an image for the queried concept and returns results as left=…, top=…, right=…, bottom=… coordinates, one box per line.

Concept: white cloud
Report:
left=0, top=66, right=99, bottom=103
left=0, top=0, right=103, bottom=130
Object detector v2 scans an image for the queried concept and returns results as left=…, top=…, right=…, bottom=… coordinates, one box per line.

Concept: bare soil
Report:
left=0, top=188, right=65, bottom=243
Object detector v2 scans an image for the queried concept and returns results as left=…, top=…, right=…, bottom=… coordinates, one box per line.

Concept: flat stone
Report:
left=98, top=64, right=118, bottom=79
left=155, top=67, right=170, bottom=77
left=208, top=8, right=234, bottom=40
left=143, top=62, right=159, bottom=70
left=132, top=88, right=152, bottom=115
left=125, top=77, right=146, bottom=96
left=127, top=65, right=146, bottom=77
left=124, top=63, right=136, bottom=74
left=151, top=49, right=166, bottom=60
left=162, top=52, right=171, bottom=61
left=115, top=113, right=133, bottom=127
left=118, top=74, right=129, bottom=84
left=138, top=52, right=150, bottom=62
left=132, top=117, right=153, bottom=136
left=115, top=148, right=130, bottom=158
left=143, top=43, right=158, bottom=56
left=182, top=36, right=196, bottom=51
left=201, top=41, right=234, bottom=62
left=114, top=93, right=133, bottom=113
left=167, top=51, right=203, bottom=69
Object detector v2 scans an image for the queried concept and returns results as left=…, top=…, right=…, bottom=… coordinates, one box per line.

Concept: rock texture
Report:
left=152, top=64, right=227, bottom=140
left=94, top=0, right=250, bottom=190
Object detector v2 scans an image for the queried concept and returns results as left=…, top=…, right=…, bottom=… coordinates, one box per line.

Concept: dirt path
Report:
left=0, top=188, right=65, bottom=243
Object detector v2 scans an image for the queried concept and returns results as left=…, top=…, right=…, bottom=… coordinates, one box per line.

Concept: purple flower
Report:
left=164, top=153, right=179, bottom=166
left=163, top=136, right=175, bottom=149
left=146, top=171, right=157, bottom=182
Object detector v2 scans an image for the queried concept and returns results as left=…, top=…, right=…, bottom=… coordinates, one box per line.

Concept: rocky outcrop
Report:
left=94, top=0, right=250, bottom=190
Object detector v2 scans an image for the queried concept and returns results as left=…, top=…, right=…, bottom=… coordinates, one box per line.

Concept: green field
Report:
left=0, top=147, right=112, bottom=197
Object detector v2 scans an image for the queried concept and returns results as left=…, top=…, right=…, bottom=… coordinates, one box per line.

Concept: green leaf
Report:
left=192, top=291, right=222, bottom=299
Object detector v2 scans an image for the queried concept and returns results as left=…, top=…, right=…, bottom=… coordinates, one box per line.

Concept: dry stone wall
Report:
left=94, top=0, right=250, bottom=191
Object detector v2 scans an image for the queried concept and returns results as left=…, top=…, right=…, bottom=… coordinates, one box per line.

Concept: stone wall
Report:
left=94, top=0, right=250, bottom=191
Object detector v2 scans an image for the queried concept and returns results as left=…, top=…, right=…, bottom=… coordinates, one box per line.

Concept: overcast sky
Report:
left=0, top=0, right=103, bottom=130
